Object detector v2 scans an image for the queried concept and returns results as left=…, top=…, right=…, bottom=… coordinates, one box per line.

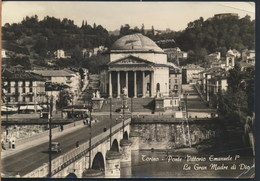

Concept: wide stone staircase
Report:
left=181, top=84, right=209, bottom=110
left=100, top=98, right=154, bottom=112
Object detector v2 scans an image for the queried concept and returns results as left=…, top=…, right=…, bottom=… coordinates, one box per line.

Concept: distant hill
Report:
left=108, top=29, right=120, bottom=36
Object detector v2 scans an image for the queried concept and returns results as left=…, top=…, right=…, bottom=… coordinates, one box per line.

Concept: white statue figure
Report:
left=92, top=92, right=96, bottom=98
left=96, top=90, right=100, bottom=98
left=123, top=87, right=128, bottom=95
left=156, top=91, right=160, bottom=98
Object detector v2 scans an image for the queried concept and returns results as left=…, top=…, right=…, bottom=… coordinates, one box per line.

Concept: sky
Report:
left=2, top=1, right=255, bottom=31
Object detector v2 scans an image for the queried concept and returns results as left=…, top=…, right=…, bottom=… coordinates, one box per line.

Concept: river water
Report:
left=120, top=150, right=255, bottom=178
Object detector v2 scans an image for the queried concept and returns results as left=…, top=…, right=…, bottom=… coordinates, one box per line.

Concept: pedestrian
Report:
left=15, top=172, right=20, bottom=178
left=12, top=140, right=15, bottom=149
left=83, top=120, right=86, bottom=125
left=76, top=141, right=79, bottom=147
left=61, top=125, right=64, bottom=132
left=1, top=141, right=6, bottom=150
left=86, top=119, right=89, bottom=125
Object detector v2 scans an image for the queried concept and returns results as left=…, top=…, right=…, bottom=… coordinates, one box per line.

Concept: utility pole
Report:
left=88, top=95, right=92, bottom=170
left=122, top=93, right=125, bottom=133
left=110, top=98, right=112, bottom=148
left=48, top=95, right=53, bottom=178
left=6, top=96, right=9, bottom=143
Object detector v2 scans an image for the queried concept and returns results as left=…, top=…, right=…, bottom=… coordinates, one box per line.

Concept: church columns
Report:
left=142, top=71, right=146, bottom=98
left=125, top=71, right=128, bottom=98
left=109, top=70, right=154, bottom=98
left=117, top=71, right=121, bottom=98
left=109, top=71, right=112, bottom=98
left=134, top=71, right=137, bottom=98
left=151, top=71, right=154, bottom=97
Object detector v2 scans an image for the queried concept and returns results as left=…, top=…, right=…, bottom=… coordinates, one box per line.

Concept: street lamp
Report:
left=121, top=89, right=128, bottom=134
left=47, top=95, right=53, bottom=178
left=183, top=91, right=189, bottom=119
left=110, top=98, right=112, bottom=148
left=88, top=94, right=93, bottom=170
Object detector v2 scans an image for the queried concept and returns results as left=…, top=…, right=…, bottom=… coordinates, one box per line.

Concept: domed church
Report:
left=100, top=33, right=181, bottom=101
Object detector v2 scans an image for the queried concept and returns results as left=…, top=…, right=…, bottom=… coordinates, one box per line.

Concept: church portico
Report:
left=108, top=69, right=154, bottom=98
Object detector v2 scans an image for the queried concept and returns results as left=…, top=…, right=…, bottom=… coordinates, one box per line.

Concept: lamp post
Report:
left=88, top=95, right=92, bottom=170
left=47, top=95, right=53, bottom=178
left=183, top=92, right=189, bottom=119
left=121, top=90, right=127, bottom=134
left=110, top=98, right=112, bottom=148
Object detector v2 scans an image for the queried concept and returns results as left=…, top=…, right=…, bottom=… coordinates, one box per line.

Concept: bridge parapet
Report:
left=23, top=118, right=131, bottom=178
left=15, top=120, right=83, bottom=147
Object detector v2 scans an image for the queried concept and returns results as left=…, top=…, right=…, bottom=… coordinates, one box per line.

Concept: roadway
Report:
left=1, top=115, right=124, bottom=177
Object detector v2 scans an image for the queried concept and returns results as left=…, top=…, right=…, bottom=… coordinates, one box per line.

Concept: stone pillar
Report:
left=151, top=71, right=154, bottom=97
left=120, top=162, right=132, bottom=178
left=142, top=71, right=146, bottom=98
left=134, top=71, right=137, bottom=98
left=109, top=71, right=112, bottom=98
left=231, top=57, right=235, bottom=67
left=129, top=132, right=139, bottom=150
left=117, top=71, right=120, bottom=98
left=105, top=151, right=121, bottom=178
left=120, top=139, right=132, bottom=162
left=125, top=71, right=128, bottom=98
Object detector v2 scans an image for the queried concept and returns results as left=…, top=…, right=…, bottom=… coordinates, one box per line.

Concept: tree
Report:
left=56, top=90, right=73, bottom=108
left=141, top=23, right=145, bottom=35
left=217, top=63, right=254, bottom=133
left=81, top=20, right=84, bottom=29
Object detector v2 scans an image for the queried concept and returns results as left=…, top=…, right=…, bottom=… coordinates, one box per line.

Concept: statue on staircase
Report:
left=96, top=90, right=100, bottom=98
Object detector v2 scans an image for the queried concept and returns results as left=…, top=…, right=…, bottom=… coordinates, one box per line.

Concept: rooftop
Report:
left=111, top=33, right=163, bottom=52
left=30, top=69, right=76, bottom=77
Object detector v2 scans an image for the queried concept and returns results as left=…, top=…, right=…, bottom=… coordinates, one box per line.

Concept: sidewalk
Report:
left=1, top=119, right=88, bottom=159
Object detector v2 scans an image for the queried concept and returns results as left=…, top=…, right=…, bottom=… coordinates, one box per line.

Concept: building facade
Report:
left=2, top=70, right=46, bottom=112
left=100, top=33, right=180, bottom=98
left=182, top=64, right=204, bottom=84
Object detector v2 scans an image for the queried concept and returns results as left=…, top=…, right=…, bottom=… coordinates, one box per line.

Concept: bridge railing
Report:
left=23, top=118, right=131, bottom=178
left=15, top=120, right=83, bottom=147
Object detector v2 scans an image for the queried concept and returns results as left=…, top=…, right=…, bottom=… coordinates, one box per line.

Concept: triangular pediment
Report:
left=108, top=55, right=153, bottom=65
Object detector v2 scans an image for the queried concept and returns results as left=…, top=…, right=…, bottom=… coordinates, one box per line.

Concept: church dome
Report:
left=226, top=49, right=234, bottom=56
left=111, top=33, right=163, bottom=52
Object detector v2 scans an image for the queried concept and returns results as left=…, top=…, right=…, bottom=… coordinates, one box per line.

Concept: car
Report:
left=49, top=142, right=61, bottom=153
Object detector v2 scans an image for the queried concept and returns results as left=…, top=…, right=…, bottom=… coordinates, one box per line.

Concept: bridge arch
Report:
left=111, top=139, right=119, bottom=152
left=123, top=131, right=128, bottom=140
left=92, top=152, right=105, bottom=171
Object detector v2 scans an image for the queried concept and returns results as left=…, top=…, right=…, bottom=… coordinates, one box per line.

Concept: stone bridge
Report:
left=23, top=118, right=132, bottom=178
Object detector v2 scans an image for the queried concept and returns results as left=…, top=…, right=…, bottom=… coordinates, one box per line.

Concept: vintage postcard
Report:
left=1, top=1, right=255, bottom=179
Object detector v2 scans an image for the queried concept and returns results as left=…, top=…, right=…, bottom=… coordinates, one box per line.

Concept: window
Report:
left=15, top=81, right=18, bottom=87
left=174, top=85, right=178, bottom=90
left=23, top=97, right=26, bottom=102
left=175, top=80, right=178, bottom=83
left=169, top=85, right=171, bottom=89
left=30, top=88, right=33, bottom=92
left=7, top=97, right=10, bottom=102
left=29, top=81, right=33, bottom=87
left=30, top=96, right=33, bottom=102
left=22, top=81, right=25, bottom=87
left=23, top=88, right=26, bottom=93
